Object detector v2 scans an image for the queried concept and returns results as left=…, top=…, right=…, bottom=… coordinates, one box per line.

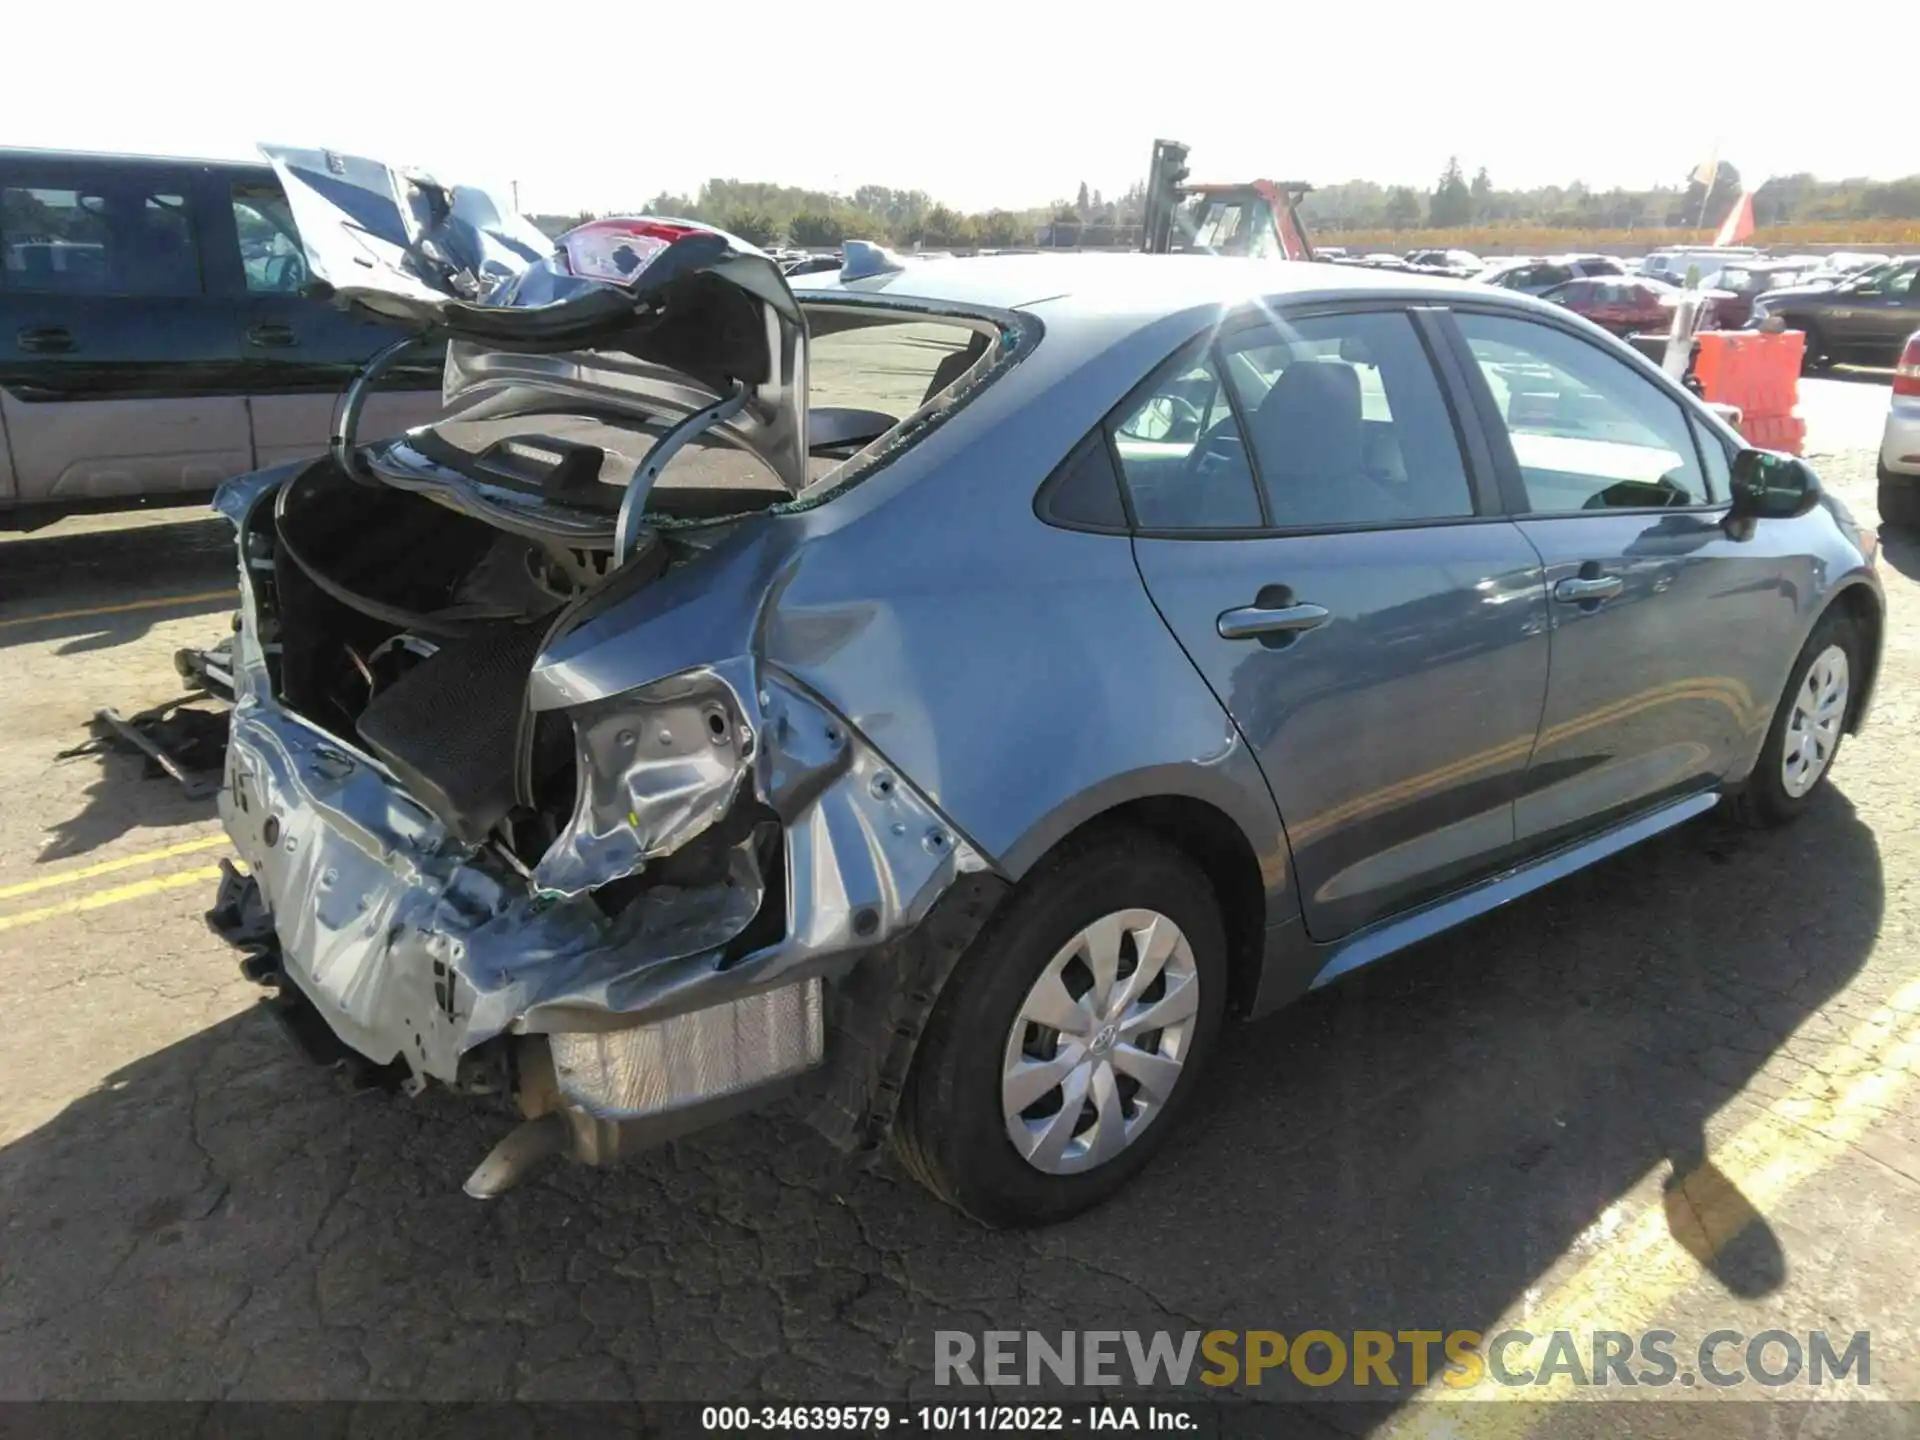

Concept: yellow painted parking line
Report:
left=0, top=834, right=230, bottom=902
left=0, top=589, right=236, bottom=631
left=0, top=865, right=224, bottom=933
left=1387, top=975, right=1920, bottom=1434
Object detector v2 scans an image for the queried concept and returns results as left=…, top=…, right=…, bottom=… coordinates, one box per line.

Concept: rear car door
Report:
left=0, top=156, right=249, bottom=506
left=1862, top=263, right=1920, bottom=357
left=1443, top=307, right=1796, bottom=846
left=1121, top=304, right=1551, bottom=941
left=217, top=175, right=444, bottom=464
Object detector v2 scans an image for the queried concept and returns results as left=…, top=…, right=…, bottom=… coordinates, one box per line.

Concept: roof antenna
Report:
left=841, top=239, right=906, bottom=282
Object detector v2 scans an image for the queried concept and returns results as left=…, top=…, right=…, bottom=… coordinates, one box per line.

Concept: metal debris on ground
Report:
left=62, top=696, right=230, bottom=800
left=174, top=634, right=236, bottom=701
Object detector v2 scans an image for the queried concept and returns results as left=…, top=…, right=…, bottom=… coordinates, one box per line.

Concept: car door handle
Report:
left=246, top=323, right=298, bottom=348
left=1553, top=574, right=1624, bottom=604
left=16, top=326, right=75, bottom=354
left=1217, top=602, right=1331, bottom=640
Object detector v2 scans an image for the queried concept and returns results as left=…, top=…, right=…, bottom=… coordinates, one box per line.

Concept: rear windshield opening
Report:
left=420, top=305, right=1015, bottom=527
left=800, top=307, right=1004, bottom=488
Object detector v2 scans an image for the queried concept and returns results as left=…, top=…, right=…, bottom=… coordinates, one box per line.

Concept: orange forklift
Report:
left=1139, top=138, right=1316, bottom=261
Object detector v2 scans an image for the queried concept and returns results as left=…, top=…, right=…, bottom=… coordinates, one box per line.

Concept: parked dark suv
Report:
left=0, top=148, right=441, bottom=528
left=1751, top=257, right=1920, bottom=369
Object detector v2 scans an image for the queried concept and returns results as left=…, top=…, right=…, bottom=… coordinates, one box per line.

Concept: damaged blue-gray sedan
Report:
left=207, top=146, right=1884, bottom=1226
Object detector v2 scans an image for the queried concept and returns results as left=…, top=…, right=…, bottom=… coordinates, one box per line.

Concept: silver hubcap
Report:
left=1001, top=909, right=1200, bottom=1175
left=1781, top=644, right=1849, bottom=799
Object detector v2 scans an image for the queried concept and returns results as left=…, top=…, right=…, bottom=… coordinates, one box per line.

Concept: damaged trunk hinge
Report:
left=613, top=381, right=749, bottom=566
left=333, top=334, right=431, bottom=485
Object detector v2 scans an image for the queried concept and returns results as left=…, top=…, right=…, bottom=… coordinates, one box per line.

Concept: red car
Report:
left=1540, top=275, right=1725, bottom=337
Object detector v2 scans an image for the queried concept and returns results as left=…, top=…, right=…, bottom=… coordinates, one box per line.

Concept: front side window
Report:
left=1689, top=412, right=1734, bottom=500
left=232, top=183, right=309, bottom=294
left=1456, top=311, right=1713, bottom=511
left=1222, top=310, right=1475, bottom=527
left=1, top=183, right=199, bottom=295
left=1107, top=352, right=1261, bottom=530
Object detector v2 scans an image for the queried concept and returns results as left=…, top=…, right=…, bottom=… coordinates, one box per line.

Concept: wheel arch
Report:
left=1829, top=578, right=1884, bottom=732
left=1002, top=789, right=1287, bottom=1017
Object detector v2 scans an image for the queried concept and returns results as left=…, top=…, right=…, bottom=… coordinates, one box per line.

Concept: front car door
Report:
left=1585, top=282, right=1633, bottom=334
left=0, top=156, right=249, bottom=506
left=215, top=173, right=444, bottom=466
left=1815, top=261, right=1918, bottom=359
left=1119, top=303, right=1551, bottom=941
left=1442, top=307, right=1804, bottom=846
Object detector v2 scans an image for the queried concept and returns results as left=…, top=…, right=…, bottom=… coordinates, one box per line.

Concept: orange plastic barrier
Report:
left=1737, top=413, right=1806, bottom=455
left=1695, top=329, right=1804, bottom=453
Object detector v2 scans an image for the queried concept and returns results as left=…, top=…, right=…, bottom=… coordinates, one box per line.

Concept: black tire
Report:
left=1797, top=323, right=1830, bottom=373
left=1735, top=608, right=1862, bottom=828
left=893, top=832, right=1229, bottom=1227
left=1878, top=462, right=1920, bottom=532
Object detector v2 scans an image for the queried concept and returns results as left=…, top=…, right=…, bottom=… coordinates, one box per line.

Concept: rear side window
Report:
left=1038, top=432, right=1128, bottom=530
left=1, top=182, right=201, bottom=296
left=1106, top=353, right=1262, bottom=530
left=1223, top=310, right=1475, bottom=526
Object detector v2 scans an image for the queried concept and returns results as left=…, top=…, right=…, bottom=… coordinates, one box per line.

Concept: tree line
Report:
left=527, top=161, right=1920, bottom=248
left=1309, top=157, right=1920, bottom=234
left=535, top=177, right=1150, bottom=249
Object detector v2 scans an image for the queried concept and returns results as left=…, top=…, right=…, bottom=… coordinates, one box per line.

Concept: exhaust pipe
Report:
left=463, top=1113, right=568, bottom=1198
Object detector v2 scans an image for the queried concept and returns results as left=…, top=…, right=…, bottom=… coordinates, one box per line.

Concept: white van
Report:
left=1639, top=247, right=1761, bottom=285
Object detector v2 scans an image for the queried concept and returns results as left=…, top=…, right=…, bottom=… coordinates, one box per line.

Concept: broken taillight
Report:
left=558, top=218, right=709, bottom=286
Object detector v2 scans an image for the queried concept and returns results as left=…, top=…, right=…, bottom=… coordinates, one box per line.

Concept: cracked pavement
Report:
left=1, top=388, right=1916, bottom=1424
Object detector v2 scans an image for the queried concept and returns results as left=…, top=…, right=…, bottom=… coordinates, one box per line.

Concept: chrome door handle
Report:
left=1553, top=575, right=1624, bottom=604
left=1217, top=602, right=1331, bottom=640
left=16, top=326, right=74, bottom=353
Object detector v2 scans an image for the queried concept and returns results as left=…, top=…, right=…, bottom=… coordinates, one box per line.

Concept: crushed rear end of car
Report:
left=205, top=147, right=1011, bottom=1193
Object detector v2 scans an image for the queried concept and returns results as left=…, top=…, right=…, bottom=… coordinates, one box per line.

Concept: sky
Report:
left=4, top=0, right=1909, bottom=217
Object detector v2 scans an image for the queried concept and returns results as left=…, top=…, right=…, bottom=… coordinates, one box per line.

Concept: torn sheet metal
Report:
left=261, top=144, right=554, bottom=316
left=532, top=671, right=754, bottom=899
left=220, top=648, right=985, bottom=1087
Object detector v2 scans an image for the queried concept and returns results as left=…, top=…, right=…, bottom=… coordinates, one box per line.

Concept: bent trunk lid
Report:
left=262, top=144, right=809, bottom=493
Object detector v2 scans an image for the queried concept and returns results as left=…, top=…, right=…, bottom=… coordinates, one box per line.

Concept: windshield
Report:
left=1178, top=198, right=1283, bottom=259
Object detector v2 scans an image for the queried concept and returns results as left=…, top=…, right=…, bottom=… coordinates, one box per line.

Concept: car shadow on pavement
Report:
left=0, top=515, right=234, bottom=655
left=37, top=744, right=219, bottom=863
left=1876, top=526, right=1919, bottom=581
left=1824, top=365, right=1897, bottom=386
left=0, top=788, right=1884, bottom=1410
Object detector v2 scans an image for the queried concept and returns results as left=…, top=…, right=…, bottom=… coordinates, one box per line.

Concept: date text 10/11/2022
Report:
left=700, top=1404, right=1196, bottom=1431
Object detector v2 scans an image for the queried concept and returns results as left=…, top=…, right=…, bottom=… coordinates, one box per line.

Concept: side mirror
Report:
left=1728, top=449, right=1821, bottom=526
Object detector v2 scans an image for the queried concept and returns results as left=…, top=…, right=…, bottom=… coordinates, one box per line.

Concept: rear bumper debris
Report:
left=211, top=649, right=998, bottom=1190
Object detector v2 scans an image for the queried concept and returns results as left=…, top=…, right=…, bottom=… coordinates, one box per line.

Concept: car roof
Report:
left=790, top=251, right=1471, bottom=316
left=0, top=145, right=271, bottom=176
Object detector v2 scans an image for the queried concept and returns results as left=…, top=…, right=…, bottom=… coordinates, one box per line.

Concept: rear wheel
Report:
left=893, top=833, right=1228, bottom=1227
left=1878, top=461, right=1920, bottom=532
left=1735, top=609, right=1860, bottom=828
left=1798, top=322, right=1831, bottom=373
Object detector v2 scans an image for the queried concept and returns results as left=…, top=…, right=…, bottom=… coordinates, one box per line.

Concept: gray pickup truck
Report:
left=0, top=147, right=441, bottom=529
